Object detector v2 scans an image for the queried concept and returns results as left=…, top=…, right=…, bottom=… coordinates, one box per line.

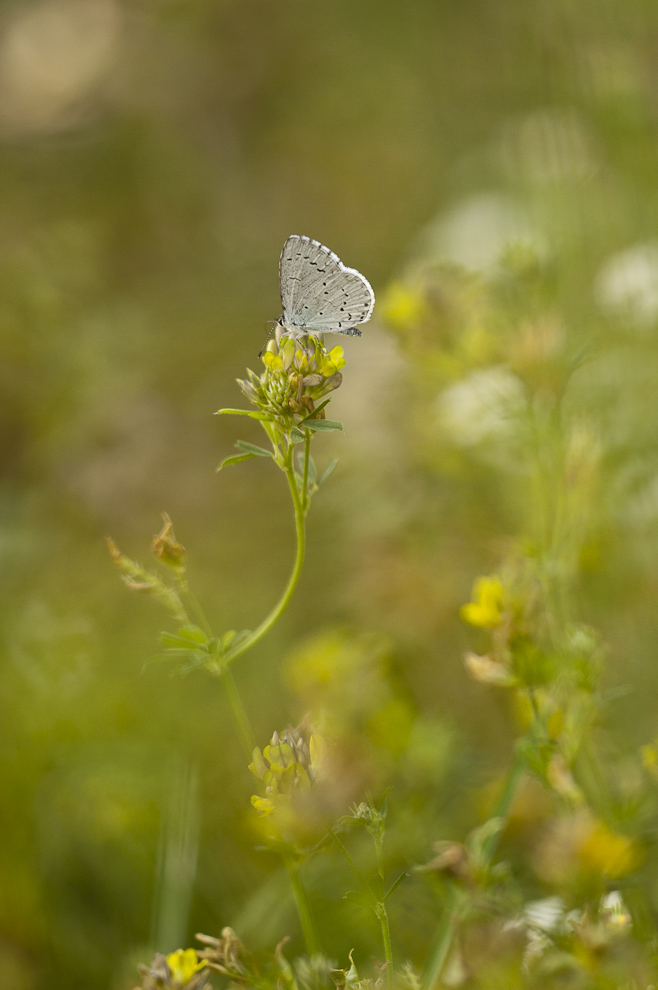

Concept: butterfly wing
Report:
left=279, top=235, right=374, bottom=335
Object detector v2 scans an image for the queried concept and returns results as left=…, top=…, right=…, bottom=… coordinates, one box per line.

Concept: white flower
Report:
left=437, top=366, right=526, bottom=448
left=595, top=241, right=658, bottom=328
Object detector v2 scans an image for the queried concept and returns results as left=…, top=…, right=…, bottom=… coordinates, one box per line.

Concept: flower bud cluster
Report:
left=249, top=724, right=326, bottom=818
left=239, top=330, right=345, bottom=427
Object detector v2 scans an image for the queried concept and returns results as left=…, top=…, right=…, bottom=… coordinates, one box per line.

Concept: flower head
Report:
left=136, top=949, right=208, bottom=990
left=239, top=329, right=345, bottom=428
left=248, top=722, right=330, bottom=845
left=460, top=575, right=504, bottom=629
left=151, top=513, right=186, bottom=571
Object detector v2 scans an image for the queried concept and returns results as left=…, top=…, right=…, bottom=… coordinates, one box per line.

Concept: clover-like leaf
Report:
left=217, top=452, right=257, bottom=472
left=304, top=419, right=343, bottom=433
left=235, top=440, right=273, bottom=457
left=215, top=408, right=270, bottom=420
left=299, top=398, right=332, bottom=422
left=318, top=459, right=338, bottom=485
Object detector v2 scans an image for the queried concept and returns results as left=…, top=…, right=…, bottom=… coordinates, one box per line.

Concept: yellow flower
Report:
left=166, top=949, right=206, bottom=985
left=250, top=795, right=276, bottom=816
left=579, top=822, right=641, bottom=879
left=460, top=575, right=504, bottom=628
left=381, top=281, right=426, bottom=330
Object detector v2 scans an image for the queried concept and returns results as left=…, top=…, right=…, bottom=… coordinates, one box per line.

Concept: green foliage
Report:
left=8, top=3, right=658, bottom=989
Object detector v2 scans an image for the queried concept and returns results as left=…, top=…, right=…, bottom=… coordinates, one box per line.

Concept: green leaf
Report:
left=304, top=419, right=343, bottom=433
left=290, top=427, right=306, bottom=444
left=230, top=629, right=252, bottom=649
left=383, top=871, right=408, bottom=903
left=177, top=653, right=213, bottom=676
left=318, top=458, right=338, bottom=485
left=235, top=440, right=273, bottom=457
left=216, top=452, right=257, bottom=472
left=300, top=398, right=332, bottom=422
left=215, top=408, right=270, bottom=420
left=177, top=624, right=208, bottom=644
left=160, top=630, right=206, bottom=651
left=295, top=452, right=317, bottom=486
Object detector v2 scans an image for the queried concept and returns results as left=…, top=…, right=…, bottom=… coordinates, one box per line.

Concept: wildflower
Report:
left=380, top=280, right=426, bottom=331
left=196, top=929, right=246, bottom=978
left=136, top=949, right=208, bottom=990
left=578, top=821, right=641, bottom=879
left=166, top=951, right=206, bottom=986
left=249, top=724, right=326, bottom=817
left=106, top=536, right=187, bottom=622
left=460, top=575, right=504, bottom=628
left=248, top=723, right=331, bottom=845
left=239, top=329, right=345, bottom=428
left=534, top=810, right=642, bottom=892
left=463, top=651, right=516, bottom=686
left=151, top=513, right=186, bottom=571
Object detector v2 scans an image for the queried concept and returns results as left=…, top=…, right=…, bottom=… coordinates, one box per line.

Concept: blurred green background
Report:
left=5, top=1, right=658, bottom=987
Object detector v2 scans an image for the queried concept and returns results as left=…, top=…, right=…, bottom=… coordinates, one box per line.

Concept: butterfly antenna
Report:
left=258, top=319, right=280, bottom=358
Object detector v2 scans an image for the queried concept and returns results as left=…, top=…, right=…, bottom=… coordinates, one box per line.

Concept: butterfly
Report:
left=276, top=234, right=375, bottom=341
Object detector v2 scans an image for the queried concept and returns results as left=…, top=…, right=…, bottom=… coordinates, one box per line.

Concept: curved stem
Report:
left=223, top=454, right=306, bottom=668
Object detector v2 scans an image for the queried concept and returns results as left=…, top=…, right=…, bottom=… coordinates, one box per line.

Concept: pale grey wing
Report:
left=293, top=266, right=375, bottom=334
left=279, top=235, right=342, bottom=322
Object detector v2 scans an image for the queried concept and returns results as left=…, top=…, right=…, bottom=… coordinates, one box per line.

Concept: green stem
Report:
left=220, top=666, right=256, bottom=758
left=302, top=431, right=311, bottom=509
left=329, top=828, right=393, bottom=981
left=373, top=834, right=393, bottom=983
left=376, top=901, right=393, bottom=979
left=422, top=887, right=460, bottom=990
left=481, top=738, right=528, bottom=862
left=285, top=856, right=320, bottom=956
left=223, top=454, right=306, bottom=668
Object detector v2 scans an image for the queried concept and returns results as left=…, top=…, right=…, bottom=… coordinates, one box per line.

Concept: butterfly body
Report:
left=278, top=235, right=374, bottom=340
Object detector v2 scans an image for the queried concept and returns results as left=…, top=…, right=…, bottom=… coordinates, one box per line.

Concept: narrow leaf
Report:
left=177, top=653, right=213, bottom=676
left=318, top=458, right=339, bottom=485
left=215, top=408, right=269, bottom=420
left=295, top=452, right=317, bottom=487
left=304, top=419, right=343, bottom=433
left=160, top=631, right=205, bottom=651
left=230, top=629, right=252, bottom=649
left=216, top=452, right=257, bottom=472
left=176, top=624, right=208, bottom=644
left=221, top=630, right=237, bottom=650
left=235, top=440, right=273, bottom=457
left=383, top=871, right=408, bottom=903
left=300, top=398, right=332, bottom=422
